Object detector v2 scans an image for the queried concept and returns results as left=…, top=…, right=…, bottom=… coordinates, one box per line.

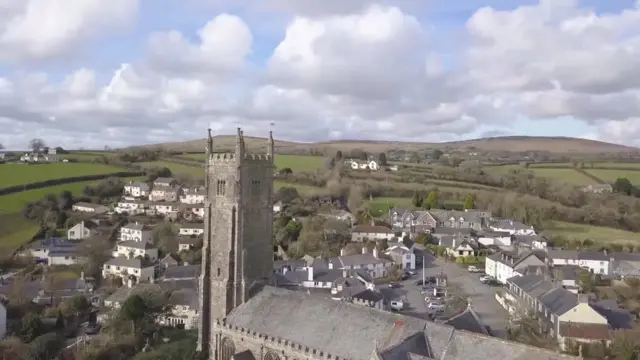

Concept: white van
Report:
left=390, top=300, right=404, bottom=311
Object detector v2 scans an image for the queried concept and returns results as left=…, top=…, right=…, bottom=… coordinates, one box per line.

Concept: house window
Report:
left=216, top=180, right=226, bottom=196
left=251, top=179, right=260, bottom=196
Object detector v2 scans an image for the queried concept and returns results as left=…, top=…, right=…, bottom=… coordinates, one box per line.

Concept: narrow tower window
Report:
left=251, top=179, right=260, bottom=196
left=217, top=267, right=221, bottom=277
left=216, top=180, right=226, bottom=195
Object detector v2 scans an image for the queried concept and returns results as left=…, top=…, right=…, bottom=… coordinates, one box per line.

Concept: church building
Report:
left=197, top=128, right=580, bottom=360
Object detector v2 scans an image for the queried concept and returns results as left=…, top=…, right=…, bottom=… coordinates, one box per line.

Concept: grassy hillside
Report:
left=179, top=154, right=325, bottom=172
left=127, top=135, right=636, bottom=154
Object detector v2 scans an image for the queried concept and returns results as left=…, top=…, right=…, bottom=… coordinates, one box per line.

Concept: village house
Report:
left=319, top=209, right=356, bottom=226
left=429, top=210, right=491, bottom=231
left=476, top=230, right=512, bottom=247
left=20, top=151, right=54, bottom=162
left=149, top=185, right=181, bottom=202
left=384, top=243, right=416, bottom=270
left=148, top=201, right=180, bottom=218
left=102, top=257, right=156, bottom=286
left=490, top=219, right=537, bottom=236
left=178, top=223, right=205, bottom=236
left=504, top=274, right=612, bottom=350
left=178, top=236, right=201, bottom=251
left=67, top=220, right=99, bottom=240
left=181, top=204, right=204, bottom=220
left=120, top=222, right=153, bottom=243
left=438, top=235, right=477, bottom=258
left=347, top=159, right=379, bottom=171
left=351, top=225, right=395, bottom=242
left=582, top=184, right=613, bottom=194
left=388, top=208, right=437, bottom=233
left=160, top=254, right=180, bottom=268
left=48, top=248, right=87, bottom=266
left=154, top=177, right=177, bottom=187
left=112, top=240, right=159, bottom=261
left=71, top=202, right=108, bottom=214
left=514, top=234, right=549, bottom=250
left=179, top=186, right=206, bottom=204
left=123, top=181, right=150, bottom=198
left=547, top=250, right=611, bottom=275
left=114, top=199, right=147, bottom=215
left=25, top=237, right=85, bottom=265
left=611, top=252, right=640, bottom=279
left=273, top=201, right=283, bottom=213
left=484, top=251, right=547, bottom=284
left=337, top=247, right=394, bottom=278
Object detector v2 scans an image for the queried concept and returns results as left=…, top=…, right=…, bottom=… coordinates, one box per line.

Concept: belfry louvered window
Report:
left=216, top=180, right=226, bottom=196
left=251, top=179, right=260, bottom=196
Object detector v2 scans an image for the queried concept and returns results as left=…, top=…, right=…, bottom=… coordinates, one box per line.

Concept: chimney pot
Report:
left=362, top=247, right=367, bottom=254
left=328, top=262, right=333, bottom=270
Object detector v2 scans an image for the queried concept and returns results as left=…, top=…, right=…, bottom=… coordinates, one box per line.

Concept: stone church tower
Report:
left=197, top=128, right=275, bottom=358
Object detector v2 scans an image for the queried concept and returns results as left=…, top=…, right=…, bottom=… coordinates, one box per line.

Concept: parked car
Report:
left=390, top=300, right=404, bottom=311
left=480, top=275, right=494, bottom=283
left=428, top=302, right=446, bottom=311
left=468, top=265, right=481, bottom=273
left=388, top=282, right=400, bottom=289
left=405, top=270, right=416, bottom=276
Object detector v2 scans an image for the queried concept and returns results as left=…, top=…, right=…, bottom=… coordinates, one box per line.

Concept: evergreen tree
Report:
left=411, top=191, right=423, bottom=208
left=425, top=191, right=438, bottom=209
left=463, top=194, right=475, bottom=210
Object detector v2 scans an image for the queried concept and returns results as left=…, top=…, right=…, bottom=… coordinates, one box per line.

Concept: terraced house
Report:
left=504, top=274, right=613, bottom=350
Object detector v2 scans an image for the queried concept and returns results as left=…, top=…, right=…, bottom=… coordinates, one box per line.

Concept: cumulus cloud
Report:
left=1, top=0, right=640, bottom=149
left=0, top=0, right=139, bottom=62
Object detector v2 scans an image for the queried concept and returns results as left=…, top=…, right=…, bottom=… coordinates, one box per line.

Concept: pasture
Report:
left=0, top=213, right=40, bottom=253
left=542, top=221, right=640, bottom=245
left=0, top=163, right=125, bottom=188
left=58, top=152, right=114, bottom=161
left=529, top=168, right=597, bottom=186
left=177, top=154, right=325, bottom=172
left=584, top=169, right=640, bottom=184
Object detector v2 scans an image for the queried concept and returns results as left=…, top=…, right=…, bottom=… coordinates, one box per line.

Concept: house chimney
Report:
left=282, top=266, right=288, bottom=274
left=452, top=238, right=456, bottom=249
left=80, top=270, right=85, bottom=281
left=340, top=248, right=345, bottom=256
left=373, top=247, right=379, bottom=259
left=578, top=294, right=589, bottom=304
left=343, top=270, right=347, bottom=278
left=362, top=247, right=367, bottom=254
left=329, top=262, right=334, bottom=270
left=307, top=266, right=314, bottom=281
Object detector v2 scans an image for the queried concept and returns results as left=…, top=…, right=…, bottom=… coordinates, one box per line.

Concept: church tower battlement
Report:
left=198, top=127, right=275, bottom=357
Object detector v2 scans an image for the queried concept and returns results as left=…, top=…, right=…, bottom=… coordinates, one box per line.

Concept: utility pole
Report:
left=422, top=255, right=425, bottom=285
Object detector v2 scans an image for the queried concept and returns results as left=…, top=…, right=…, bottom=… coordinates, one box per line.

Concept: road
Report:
left=381, top=252, right=509, bottom=338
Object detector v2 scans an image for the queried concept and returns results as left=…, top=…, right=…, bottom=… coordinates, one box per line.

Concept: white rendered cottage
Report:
left=113, top=240, right=159, bottom=261
left=120, top=222, right=153, bottom=243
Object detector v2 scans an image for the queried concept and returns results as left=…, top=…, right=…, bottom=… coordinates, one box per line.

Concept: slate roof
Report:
left=443, top=304, right=489, bottom=335
left=430, top=228, right=473, bottom=237
left=547, top=250, right=609, bottom=262
left=353, top=225, right=394, bottom=234
left=163, top=264, right=201, bottom=280
left=508, top=275, right=578, bottom=317
left=118, top=240, right=155, bottom=250
left=225, top=286, right=578, bottom=360
left=491, top=219, right=532, bottom=231
left=122, top=222, right=148, bottom=231
left=558, top=323, right=611, bottom=340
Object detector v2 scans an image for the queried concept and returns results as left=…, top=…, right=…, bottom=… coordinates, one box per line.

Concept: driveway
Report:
left=382, top=251, right=509, bottom=338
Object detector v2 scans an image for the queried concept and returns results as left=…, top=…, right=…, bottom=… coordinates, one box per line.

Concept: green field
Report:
left=529, top=163, right=572, bottom=168
left=530, top=168, right=597, bottom=185
left=0, top=163, right=125, bottom=188
left=0, top=213, right=40, bottom=253
left=585, top=169, right=640, bottom=184
left=483, top=165, right=522, bottom=175
left=543, top=221, right=640, bottom=245
left=0, top=180, right=104, bottom=213
left=588, top=162, right=640, bottom=169
left=179, top=154, right=325, bottom=172
left=59, top=152, right=113, bottom=161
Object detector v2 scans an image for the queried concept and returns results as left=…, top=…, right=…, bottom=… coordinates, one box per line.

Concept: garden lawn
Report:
left=530, top=168, right=597, bottom=185
left=0, top=163, right=125, bottom=188
left=542, top=221, right=640, bottom=245
left=590, top=162, right=640, bottom=169
left=584, top=169, right=640, bottom=184
left=0, top=213, right=40, bottom=253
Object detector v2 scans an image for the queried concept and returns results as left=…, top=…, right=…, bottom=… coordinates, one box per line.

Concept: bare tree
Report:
left=29, top=138, right=46, bottom=153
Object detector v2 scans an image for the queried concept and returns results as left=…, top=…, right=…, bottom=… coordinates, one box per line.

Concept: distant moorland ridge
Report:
left=124, top=135, right=637, bottom=154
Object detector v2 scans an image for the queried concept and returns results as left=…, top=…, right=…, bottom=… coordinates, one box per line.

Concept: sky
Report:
left=1, top=0, right=640, bottom=150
